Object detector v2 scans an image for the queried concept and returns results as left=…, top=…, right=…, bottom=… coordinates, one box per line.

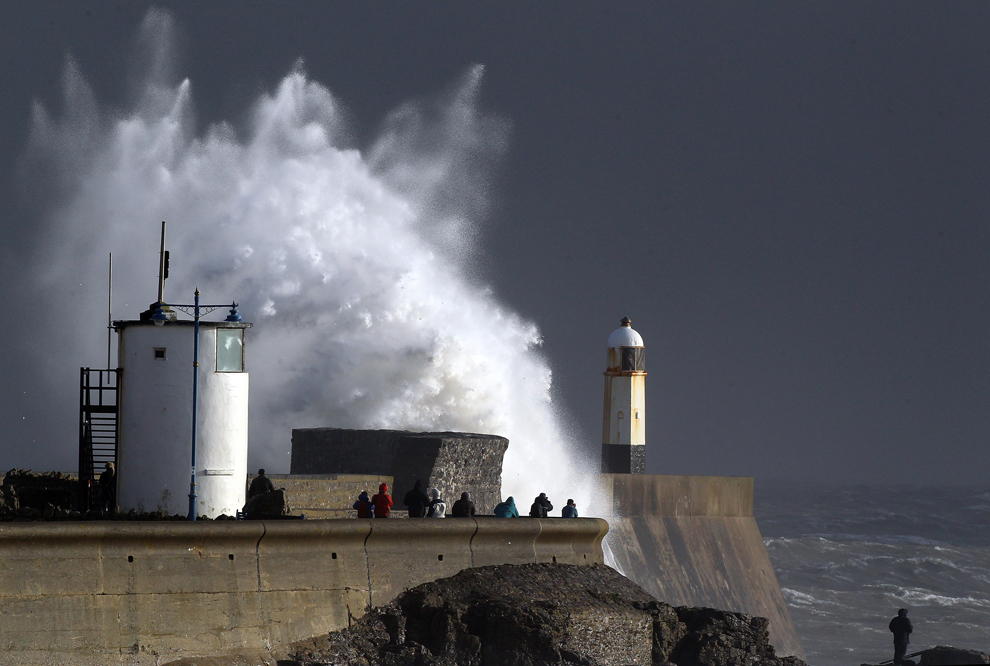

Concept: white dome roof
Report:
left=607, top=318, right=644, bottom=348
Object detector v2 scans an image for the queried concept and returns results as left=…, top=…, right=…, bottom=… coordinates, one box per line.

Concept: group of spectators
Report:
left=352, top=483, right=580, bottom=519
left=493, top=494, right=578, bottom=518
left=352, top=481, right=478, bottom=518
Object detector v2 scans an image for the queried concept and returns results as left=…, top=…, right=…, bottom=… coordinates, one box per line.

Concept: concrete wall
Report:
left=0, top=517, right=606, bottom=666
left=290, top=429, right=508, bottom=513
left=260, top=474, right=393, bottom=518
left=599, top=474, right=804, bottom=659
left=117, top=321, right=249, bottom=518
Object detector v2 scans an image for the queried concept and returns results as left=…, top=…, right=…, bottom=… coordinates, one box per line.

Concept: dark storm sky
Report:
left=1, top=2, right=988, bottom=484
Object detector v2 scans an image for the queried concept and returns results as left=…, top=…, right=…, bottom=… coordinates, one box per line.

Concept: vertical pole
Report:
left=107, top=253, right=113, bottom=369
left=188, top=288, right=200, bottom=521
left=157, top=221, right=167, bottom=305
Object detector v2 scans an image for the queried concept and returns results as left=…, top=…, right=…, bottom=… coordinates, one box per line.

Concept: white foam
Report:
left=26, top=9, right=597, bottom=512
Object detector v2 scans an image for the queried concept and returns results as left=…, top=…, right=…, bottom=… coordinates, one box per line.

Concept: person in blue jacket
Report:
left=561, top=499, right=578, bottom=518
left=352, top=490, right=372, bottom=519
left=493, top=496, right=519, bottom=518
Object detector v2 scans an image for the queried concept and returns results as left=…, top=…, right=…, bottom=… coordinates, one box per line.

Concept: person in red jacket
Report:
left=371, top=483, right=393, bottom=518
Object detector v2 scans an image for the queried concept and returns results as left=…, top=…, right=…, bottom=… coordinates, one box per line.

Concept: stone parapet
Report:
left=598, top=473, right=754, bottom=517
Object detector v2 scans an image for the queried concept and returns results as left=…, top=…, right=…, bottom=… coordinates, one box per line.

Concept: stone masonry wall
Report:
left=290, top=429, right=508, bottom=515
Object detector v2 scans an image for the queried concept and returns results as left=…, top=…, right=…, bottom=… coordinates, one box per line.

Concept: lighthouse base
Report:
left=600, top=443, right=645, bottom=474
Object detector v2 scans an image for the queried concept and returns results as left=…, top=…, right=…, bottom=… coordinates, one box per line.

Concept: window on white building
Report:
left=216, top=329, right=244, bottom=372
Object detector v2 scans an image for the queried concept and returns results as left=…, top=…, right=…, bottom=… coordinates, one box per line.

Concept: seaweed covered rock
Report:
left=285, top=563, right=807, bottom=666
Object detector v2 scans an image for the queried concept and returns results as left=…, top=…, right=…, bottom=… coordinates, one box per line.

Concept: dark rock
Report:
left=919, top=646, right=990, bottom=666
left=243, top=488, right=290, bottom=519
left=284, top=563, right=807, bottom=666
left=2, top=469, right=80, bottom=515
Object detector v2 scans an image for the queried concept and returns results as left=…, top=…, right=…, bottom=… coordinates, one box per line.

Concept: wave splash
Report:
left=26, top=10, right=593, bottom=507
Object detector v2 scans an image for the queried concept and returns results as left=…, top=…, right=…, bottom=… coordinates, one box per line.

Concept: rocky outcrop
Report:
left=1, top=469, right=80, bottom=518
left=919, top=646, right=990, bottom=666
left=283, top=563, right=808, bottom=666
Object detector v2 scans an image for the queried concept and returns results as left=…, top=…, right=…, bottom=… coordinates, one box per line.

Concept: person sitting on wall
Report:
left=561, top=499, right=578, bottom=518
left=248, top=469, right=275, bottom=499
left=493, top=496, right=519, bottom=518
left=98, top=462, right=116, bottom=512
left=426, top=488, right=446, bottom=518
left=353, top=490, right=373, bottom=519
left=889, top=608, right=913, bottom=665
left=451, top=492, right=476, bottom=517
left=371, top=483, right=393, bottom=518
left=404, top=480, right=430, bottom=518
left=529, top=492, right=553, bottom=518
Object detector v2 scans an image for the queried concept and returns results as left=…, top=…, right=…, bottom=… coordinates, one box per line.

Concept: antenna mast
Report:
left=157, top=220, right=167, bottom=304
left=107, top=253, right=113, bottom=369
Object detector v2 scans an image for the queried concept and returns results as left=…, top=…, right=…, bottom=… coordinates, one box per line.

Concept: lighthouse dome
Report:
left=607, top=317, right=644, bottom=348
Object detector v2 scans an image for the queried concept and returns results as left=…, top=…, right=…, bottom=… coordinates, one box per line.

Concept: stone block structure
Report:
left=291, top=429, right=509, bottom=514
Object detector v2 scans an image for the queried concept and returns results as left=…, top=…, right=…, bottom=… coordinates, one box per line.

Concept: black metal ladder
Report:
left=78, top=368, right=120, bottom=511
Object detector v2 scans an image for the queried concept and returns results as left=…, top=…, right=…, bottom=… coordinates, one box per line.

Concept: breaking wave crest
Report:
left=24, top=9, right=593, bottom=507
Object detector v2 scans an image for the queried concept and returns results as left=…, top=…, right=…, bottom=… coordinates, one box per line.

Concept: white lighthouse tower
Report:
left=602, top=316, right=646, bottom=474
left=113, top=224, right=251, bottom=518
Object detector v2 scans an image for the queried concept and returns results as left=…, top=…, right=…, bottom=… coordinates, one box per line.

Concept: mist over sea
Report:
left=754, top=482, right=990, bottom=666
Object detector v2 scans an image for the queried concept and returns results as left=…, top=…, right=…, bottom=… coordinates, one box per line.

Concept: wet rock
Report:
left=919, top=646, right=990, bottom=666
left=283, top=563, right=807, bottom=666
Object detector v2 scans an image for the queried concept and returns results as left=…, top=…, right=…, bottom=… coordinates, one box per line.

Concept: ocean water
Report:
left=754, top=482, right=990, bottom=666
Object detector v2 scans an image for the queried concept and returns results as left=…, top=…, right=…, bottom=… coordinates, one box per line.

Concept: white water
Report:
left=25, top=10, right=596, bottom=510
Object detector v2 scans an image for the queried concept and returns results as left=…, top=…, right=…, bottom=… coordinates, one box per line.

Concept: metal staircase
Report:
left=78, top=368, right=120, bottom=511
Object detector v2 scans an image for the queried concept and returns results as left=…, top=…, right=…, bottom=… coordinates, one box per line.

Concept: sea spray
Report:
left=24, top=9, right=598, bottom=511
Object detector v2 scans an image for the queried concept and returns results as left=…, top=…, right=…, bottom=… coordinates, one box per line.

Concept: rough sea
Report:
left=754, top=482, right=990, bottom=666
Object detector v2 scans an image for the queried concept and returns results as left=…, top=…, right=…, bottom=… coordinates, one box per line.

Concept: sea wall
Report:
left=600, top=474, right=804, bottom=659
left=0, top=517, right=606, bottom=666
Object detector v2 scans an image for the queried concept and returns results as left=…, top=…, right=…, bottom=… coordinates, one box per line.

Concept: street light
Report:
left=154, top=289, right=242, bottom=520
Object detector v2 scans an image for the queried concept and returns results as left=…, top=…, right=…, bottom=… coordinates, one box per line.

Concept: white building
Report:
left=114, top=308, right=250, bottom=517
left=602, top=317, right=646, bottom=474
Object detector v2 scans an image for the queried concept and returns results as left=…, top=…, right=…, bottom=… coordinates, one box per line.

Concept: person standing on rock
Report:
left=889, top=608, right=913, bottom=665
left=426, top=488, right=446, bottom=518
left=494, top=496, right=519, bottom=518
left=529, top=493, right=553, bottom=518
left=451, top=492, right=476, bottom=517
left=371, top=483, right=393, bottom=518
left=561, top=499, right=578, bottom=518
left=248, top=469, right=275, bottom=499
left=404, top=480, right=430, bottom=518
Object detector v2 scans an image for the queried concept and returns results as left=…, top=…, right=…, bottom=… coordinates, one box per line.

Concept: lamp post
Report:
left=152, top=290, right=242, bottom=521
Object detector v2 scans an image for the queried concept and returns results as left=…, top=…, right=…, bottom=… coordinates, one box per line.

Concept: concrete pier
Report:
left=599, top=474, right=803, bottom=659
left=0, top=517, right=606, bottom=666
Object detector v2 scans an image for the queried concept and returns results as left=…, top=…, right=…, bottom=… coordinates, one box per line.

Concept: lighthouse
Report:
left=601, top=317, right=646, bottom=474
left=107, top=223, right=252, bottom=518
left=114, top=307, right=251, bottom=517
